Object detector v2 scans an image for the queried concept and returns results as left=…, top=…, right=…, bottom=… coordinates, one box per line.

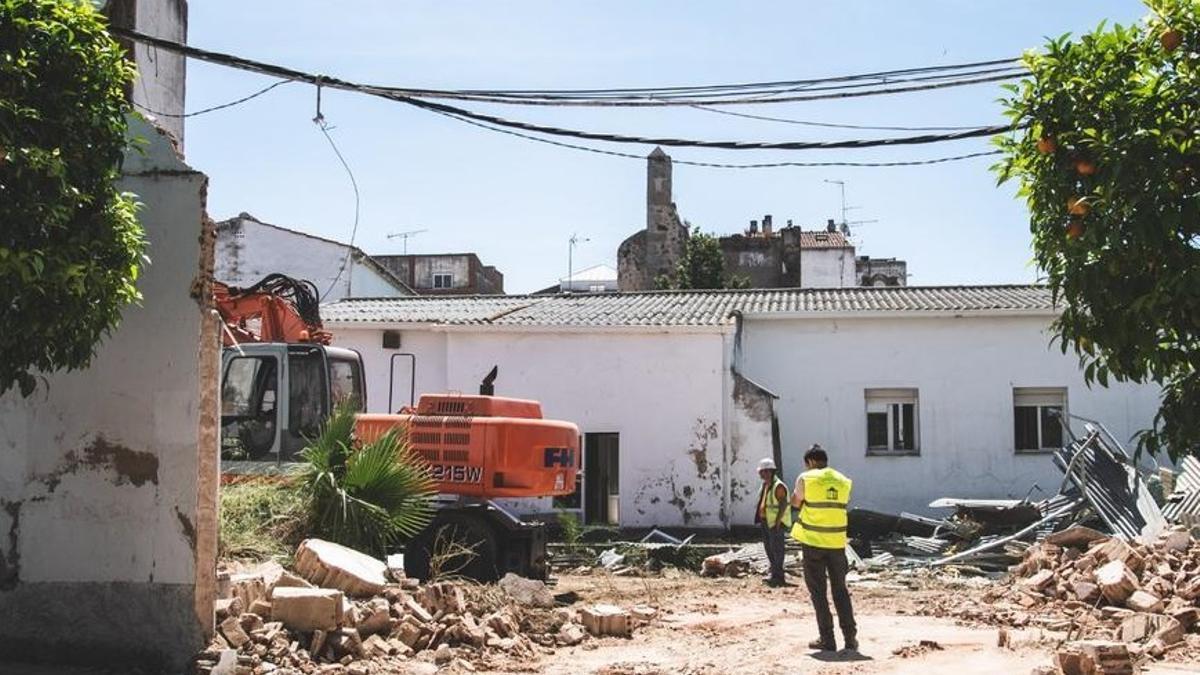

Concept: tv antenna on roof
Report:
left=386, top=228, right=428, bottom=255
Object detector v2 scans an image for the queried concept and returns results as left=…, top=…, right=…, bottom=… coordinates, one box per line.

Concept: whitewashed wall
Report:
left=334, top=327, right=732, bottom=528
left=738, top=314, right=1162, bottom=516
left=0, top=118, right=217, bottom=669
left=215, top=217, right=407, bottom=302
left=800, top=248, right=856, bottom=288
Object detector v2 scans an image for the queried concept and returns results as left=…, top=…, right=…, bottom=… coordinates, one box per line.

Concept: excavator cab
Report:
left=220, top=343, right=366, bottom=465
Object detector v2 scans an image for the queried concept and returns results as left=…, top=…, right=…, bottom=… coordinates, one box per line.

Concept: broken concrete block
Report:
left=270, top=587, right=344, bottom=632
left=1022, top=569, right=1056, bottom=591
left=1046, top=526, right=1109, bottom=550
left=1168, top=606, right=1199, bottom=631
left=273, top=569, right=316, bottom=590
left=557, top=623, right=587, bottom=646
left=485, top=611, right=520, bottom=639
left=238, top=612, right=264, bottom=634
left=219, top=616, right=251, bottom=650
left=328, top=627, right=364, bottom=660
left=1116, top=613, right=1176, bottom=642
left=1071, top=581, right=1101, bottom=604
left=228, top=573, right=269, bottom=609
left=580, top=604, right=631, bottom=638
left=395, top=618, right=424, bottom=649
left=630, top=605, right=658, bottom=623
left=404, top=596, right=433, bottom=623
left=1095, top=560, right=1139, bottom=604
left=293, top=539, right=389, bottom=597
left=248, top=599, right=272, bottom=618
left=1056, top=640, right=1133, bottom=675
left=1126, top=590, right=1163, bottom=614
left=361, top=633, right=391, bottom=658
left=1090, top=539, right=1145, bottom=575
left=215, top=597, right=244, bottom=622
left=424, top=582, right=467, bottom=614
left=433, top=643, right=452, bottom=665
left=498, top=573, right=555, bottom=608
left=357, top=598, right=391, bottom=636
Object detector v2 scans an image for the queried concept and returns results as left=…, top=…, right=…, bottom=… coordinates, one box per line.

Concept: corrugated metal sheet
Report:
left=1053, top=427, right=1166, bottom=540
left=1163, top=456, right=1200, bottom=522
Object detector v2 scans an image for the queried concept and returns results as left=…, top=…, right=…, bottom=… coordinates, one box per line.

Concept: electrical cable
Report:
left=314, top=114, right=362, bottom=302
left=108, top=26, right=1023, bottom=153
left=446, top=57, right=1021, bottom=97
left=131, top=79, right=292, bottom=118
left=687, top=104, right=989, bottom=132
left=434, top=109, right=1003, bottom=168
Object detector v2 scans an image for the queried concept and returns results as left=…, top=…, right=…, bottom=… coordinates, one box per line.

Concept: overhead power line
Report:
left=687, top=105, right=990, bottom=132
left=131, top=79, right=292, bottom=118
left=435, top=110, right=1003, bottom=169
left=109, top=27, right=1023, bottom=152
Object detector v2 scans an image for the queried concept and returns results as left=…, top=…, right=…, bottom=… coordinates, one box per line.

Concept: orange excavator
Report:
left=216, top=274, right=579, bottom=580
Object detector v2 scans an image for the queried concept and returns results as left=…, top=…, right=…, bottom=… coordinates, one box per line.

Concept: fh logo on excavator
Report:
left=543, top=447, right=575, bottom=468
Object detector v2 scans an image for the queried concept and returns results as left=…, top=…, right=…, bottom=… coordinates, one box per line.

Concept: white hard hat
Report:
left=757, top=458, right=777, bottom=472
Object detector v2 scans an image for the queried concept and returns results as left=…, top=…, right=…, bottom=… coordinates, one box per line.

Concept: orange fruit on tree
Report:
left=1074, top=159, right=1097, bottom=176
left=1068, top=197, right=1090, bottom=216
left=1066, top=219, right=1085, bottom=240
left=1162, top=29, right=1183, bottom=52
left=1036, top=136, right=1058, bottom=154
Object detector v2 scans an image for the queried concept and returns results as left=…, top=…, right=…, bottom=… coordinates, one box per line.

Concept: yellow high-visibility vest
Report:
left=758, top=475, right=793, bottom=528
left=790, top=467, right=851, bottom=549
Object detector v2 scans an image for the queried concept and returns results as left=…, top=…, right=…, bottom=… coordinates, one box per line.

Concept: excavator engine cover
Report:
left=355, top=394, right=581, bottom=500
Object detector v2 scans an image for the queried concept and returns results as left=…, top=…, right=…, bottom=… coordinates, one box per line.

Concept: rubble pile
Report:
left=923, top=526, right=1200, bottom=664
left=197, top=539, right=657, bottom=675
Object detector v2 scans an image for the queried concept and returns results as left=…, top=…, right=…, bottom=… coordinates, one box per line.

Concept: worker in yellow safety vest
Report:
left=754, top=457, right=791, bottom=587
left=790, top=444, right=858, bottom=653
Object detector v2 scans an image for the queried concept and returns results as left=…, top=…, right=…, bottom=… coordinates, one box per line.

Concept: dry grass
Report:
left=219, top=478, right=307, bottom=563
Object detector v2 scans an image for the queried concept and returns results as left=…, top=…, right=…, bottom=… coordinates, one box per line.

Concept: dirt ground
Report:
left=480, top=572, right=1200, bottom=675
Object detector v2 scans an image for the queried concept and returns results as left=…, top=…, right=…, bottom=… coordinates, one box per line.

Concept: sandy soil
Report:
left=480, top=572, right=1200, bottom=675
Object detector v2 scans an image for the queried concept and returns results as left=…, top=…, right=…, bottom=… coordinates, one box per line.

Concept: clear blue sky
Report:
left=182, top=1, right=1147, bottom=293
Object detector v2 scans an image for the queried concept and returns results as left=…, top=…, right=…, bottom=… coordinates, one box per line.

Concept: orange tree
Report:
left=0, top=0, right=142, bottom=396
left=997, top=0, right=1199, bottom=459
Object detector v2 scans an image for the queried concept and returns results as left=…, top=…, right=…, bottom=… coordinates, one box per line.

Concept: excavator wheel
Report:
left=404, top=511, right=499, bottom=582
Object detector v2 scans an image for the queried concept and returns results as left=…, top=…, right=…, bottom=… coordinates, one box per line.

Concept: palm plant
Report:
left=297, top=403, right=434, bottom=555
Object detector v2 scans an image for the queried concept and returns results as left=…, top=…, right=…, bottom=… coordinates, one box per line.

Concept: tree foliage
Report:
left=0, top=0, right=143, bottom=396
left=298, top=404, right=435, bottom=555
left=657, top=226, right=749, bottom=290
left=996, top=0, right=1200, bottom=459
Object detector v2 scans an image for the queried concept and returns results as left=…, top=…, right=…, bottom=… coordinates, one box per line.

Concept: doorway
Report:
left=584, top=433, right=620, bottom=525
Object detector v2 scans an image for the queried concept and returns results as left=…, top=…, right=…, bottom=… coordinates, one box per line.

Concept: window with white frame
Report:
left=588, top=284, right=606, bottom=293
left=432, top=273, right=453, bottom=289
left=1014, top=387, right=1066, bottom=452
left=865, top=388, right=919, bottom=453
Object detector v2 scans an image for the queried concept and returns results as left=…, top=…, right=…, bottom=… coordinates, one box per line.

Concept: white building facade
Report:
left=323, top=286, right=1161, bottom=529
left=215, top=213, right=413, bottom=302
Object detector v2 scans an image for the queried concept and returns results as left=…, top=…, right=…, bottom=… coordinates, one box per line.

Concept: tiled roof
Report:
left=798, top=230, right=852, bottom=249
left=324, top=285, right=1054, bottom=328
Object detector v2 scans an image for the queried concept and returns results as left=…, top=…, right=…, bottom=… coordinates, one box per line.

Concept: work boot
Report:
left=842, top=635, right=859, bottom=652
left=808, top=638, right=836, bottom=652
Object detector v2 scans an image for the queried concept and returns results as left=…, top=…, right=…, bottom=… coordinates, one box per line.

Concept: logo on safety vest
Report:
left=826, top=486, right=839, bottom=501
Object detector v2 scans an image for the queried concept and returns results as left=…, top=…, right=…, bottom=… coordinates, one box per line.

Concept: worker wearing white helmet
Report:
left=755, top=456, right=792, bottom=587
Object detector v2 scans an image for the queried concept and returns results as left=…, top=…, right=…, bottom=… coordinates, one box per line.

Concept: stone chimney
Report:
left=749, top=219, right=758, bottom=235
left=827, top=218, right=837, bottom=233
left=763, top=215, right=773, bottom=237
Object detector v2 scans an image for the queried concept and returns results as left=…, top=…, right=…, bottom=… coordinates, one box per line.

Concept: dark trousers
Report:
left=761, top=524, right=786, bottom=582
left=801, top=544, right=857, bottom=642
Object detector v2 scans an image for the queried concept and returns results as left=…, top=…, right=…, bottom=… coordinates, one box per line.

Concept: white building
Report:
left=323, top=286, right=1161, bottom=530
left=215, top=213, right=414, bottom=301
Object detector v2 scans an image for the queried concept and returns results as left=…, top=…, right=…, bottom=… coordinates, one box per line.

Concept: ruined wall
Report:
left=739, top=314, right=1162, bottom=516
left=617, top=148, right=689, bottom=292
left=727, top=371, right=779, bottom=524
left=107, top=0, right=188, bottom=148
left=335, top=326, right=732, bottom=528
left=0, top=117, right=218, bottom=670
left=857, top=257, right=908, bottom=287
left=720, top=236, right=784, bottom=288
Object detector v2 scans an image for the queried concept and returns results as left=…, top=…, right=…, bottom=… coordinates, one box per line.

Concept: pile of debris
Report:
left=197, top=539, right=657, bottom=674
left=923, top=526, right=1200, bottom=667
left=853, top=423, right=1200, bottom=573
